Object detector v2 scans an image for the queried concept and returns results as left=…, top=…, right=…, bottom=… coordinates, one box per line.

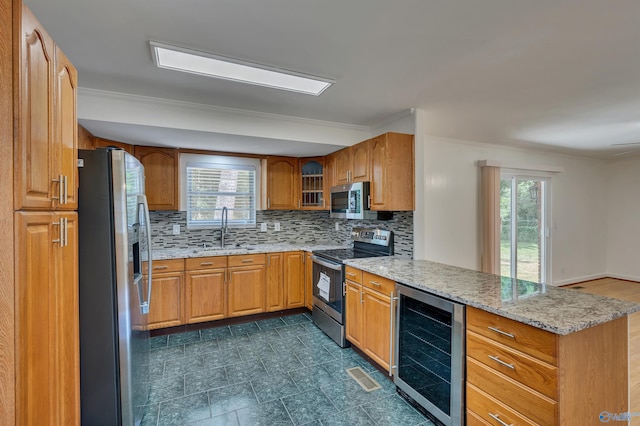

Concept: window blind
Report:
left=186, top=162, right=256, bottom=227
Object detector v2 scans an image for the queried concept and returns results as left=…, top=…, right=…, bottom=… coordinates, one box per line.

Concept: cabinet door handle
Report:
left=62, top=217, right=68, bottom=247
left=52, top=174, right=64, bottom=204
left=488, top=413, right=513, bottom=426
left=487, top=326, right=515, bottom=339
left=242, top=259, right=254, bottom=263
left=389, top=293, right=399, bottom=377
left=52, top=220, right=63, bottom=245
left=369, top=280, right=381, bottom=287
left=346, top=272, right=357, bottom=277
left=200, top=262, right=213, bottom=266
left=298, top=199, right=301, bottom=209
left=62, top=175, right=68, bottom=204
left=154, top=265, right=169, bottom=270
left=267, top=198, right=271, bottom=209
left=488, top=355, right=515, bottom=370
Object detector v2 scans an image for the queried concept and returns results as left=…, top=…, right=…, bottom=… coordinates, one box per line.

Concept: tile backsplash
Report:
left=149, top=210, right=414, bottom=258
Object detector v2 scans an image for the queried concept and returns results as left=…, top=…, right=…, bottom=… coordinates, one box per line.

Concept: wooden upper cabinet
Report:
left=54, top=47, right=78, bottom=210
left=15, top=6, right=55, bottom=210
left=351, top=140, right=371, bottom=182
left=94, top=138, right=134, bottom=155
left=134, top=146, right=179, bottom=210
left=324, top=152, right=335, bottom=190
left=370, top=133, right=414, bottom=211
left=333, top=148, right=352, bottom=185
left=15, top=5, right=78, bottom=212
left=299, top=157, right=327, bottom=210
left=265, top=156, right=299, bottom=210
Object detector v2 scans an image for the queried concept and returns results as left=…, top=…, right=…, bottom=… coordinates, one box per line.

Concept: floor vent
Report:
left=345, top=367, right=382, bottom=392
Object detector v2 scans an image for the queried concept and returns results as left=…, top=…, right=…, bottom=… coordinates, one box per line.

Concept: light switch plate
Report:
left=172, top=224, right=180, bottom=235
left=260, top=223, right=267, bottom=232
left=274, top=222, right=281, bottom=231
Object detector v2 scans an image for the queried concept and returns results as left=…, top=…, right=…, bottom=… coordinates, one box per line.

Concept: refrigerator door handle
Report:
left=138, top=194, right=152, bottom=315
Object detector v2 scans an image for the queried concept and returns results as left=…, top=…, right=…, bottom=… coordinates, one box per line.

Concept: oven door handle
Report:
left=311, top=256, right=343, bottom=271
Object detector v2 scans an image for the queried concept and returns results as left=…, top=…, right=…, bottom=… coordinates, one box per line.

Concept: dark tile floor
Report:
left=141, top=313, right=433, bottom=426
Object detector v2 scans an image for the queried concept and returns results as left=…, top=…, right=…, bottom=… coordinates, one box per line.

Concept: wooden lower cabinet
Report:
left=185, top=256, right=228, bottom=323
left=466, top=306, right=629, bottom=425
left=345, top=267, right=393, bottom=371
left=305, top=252, right=313, bottom=310
left=266, top=252, right=284, bottom=312
left=15, top=211, right=79, bottom=425
left=185, top=269, right=227, bottom=323
left=228, top=265, right=266, bottom=316
left=361, top=287, right=392, bottom=370
left=146, top=271, right=184, bottom=329
left=284, top=251, right=305, bottom=309
left=345, top=280, right=363, bottom=347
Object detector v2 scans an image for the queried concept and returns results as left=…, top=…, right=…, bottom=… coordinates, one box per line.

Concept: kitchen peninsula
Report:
left=345, top=257, right=640, bottom=426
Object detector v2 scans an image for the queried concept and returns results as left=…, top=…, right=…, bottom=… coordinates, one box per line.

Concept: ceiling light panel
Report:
left=150, top=42, right=333, bottom=96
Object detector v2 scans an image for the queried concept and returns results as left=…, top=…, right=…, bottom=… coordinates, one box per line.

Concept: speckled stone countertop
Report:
left=150, top=243, right=349, bottom=260
left=344, top=257, right=640, bottom=335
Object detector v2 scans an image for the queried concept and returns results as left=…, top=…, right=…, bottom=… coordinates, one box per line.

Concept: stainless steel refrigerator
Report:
left=78, top=148, right=153, bottom=425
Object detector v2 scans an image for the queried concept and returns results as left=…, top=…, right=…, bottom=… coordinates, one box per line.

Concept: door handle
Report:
left=138, top=194, right=152, bottom=315
left=51, top=174, right=64, bottom=204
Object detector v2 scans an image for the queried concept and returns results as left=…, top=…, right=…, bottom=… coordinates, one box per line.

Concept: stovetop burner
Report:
left=312, top=248, right=388, bottom=262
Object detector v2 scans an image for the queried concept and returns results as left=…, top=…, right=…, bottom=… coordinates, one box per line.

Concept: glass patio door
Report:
left=500, top=175, right=549, bottom=283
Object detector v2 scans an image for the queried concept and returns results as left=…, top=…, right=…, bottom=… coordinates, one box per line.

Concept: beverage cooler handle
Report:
left=389, top=292, right=398, bottom=377
left=138, top=194, right=152, bottom=315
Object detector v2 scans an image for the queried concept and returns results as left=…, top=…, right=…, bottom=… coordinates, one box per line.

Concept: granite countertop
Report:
left=344, top=257, right=640, bottom=335
left=150, top=243, right=349, bottom=260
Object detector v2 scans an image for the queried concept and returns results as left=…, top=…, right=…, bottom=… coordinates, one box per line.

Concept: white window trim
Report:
left=179, top=153, right=262, bottom=229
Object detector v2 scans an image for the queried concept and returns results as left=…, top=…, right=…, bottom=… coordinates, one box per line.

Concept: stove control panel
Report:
left=351, top=228, right=393, bottom=247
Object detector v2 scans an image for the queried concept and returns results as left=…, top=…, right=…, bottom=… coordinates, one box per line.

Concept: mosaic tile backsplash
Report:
left=149, top=210, right=414, bottom=258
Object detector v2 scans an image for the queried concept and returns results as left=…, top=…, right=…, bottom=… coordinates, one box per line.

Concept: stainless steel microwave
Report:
left=330, top=182, right=377, bottom=220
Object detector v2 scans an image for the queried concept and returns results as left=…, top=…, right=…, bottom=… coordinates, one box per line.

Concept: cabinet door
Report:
left=54, top=212, right=79, bottom=425
left=134, top=146, right=179, bottom=210
left=147, top=272, right=184, bottom=329
left=15, top=212, right=79, bottom=425
left=15, top=6, right=56, bottom=210
left=228, top=265, right=266, bottom=317
left=284, top=251, right=305, bottom=308
left=370, top=137, right=387, bottom=211
left=352, top=141, right=370, bottom=182
left=15, top=212, right=56, bottom=425
left=333, top=148, right=352, bottom=185
left=304, top=252, right=313, bottom=310
left=185, top=269, right=226, bottom=323
left=362, top=287, right=392, bottom=370
left=345, top=281, right=363, bottom=347
left=266, top=156, right=299, bottom=210
left=299, top=158, right=326, bottom=210
left=266, top=253, right=284, bottom=312
left=54, top=47, right=78, bottom=210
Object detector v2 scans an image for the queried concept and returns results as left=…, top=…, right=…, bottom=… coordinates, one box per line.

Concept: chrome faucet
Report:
left=220, top=206, right=229, bottom=248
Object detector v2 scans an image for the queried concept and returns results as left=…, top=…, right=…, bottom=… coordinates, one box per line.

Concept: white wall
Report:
left=414, top=120, right=610, bottom=285
left=606, top=156, right=640, bottom=281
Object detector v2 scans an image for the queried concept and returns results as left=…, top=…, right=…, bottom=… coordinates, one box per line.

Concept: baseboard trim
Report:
left=554, top=274, right=606, bottom=287
left=607, top=273, right=640, bottom=283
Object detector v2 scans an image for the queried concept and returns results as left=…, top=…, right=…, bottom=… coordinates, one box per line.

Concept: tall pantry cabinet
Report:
left=2, top=1, right=80, bottom=424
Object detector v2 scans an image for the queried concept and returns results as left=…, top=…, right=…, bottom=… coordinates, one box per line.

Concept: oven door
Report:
left=311, top=255, right=344, bottom=323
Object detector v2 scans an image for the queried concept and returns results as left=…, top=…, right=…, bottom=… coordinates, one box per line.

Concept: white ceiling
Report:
left=25, top=0, right=640, bottom=157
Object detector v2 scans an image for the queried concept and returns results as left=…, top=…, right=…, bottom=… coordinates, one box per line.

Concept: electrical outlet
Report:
left=335, top=222, right=340, bottom=231
left=260, top=223, right=267, bottom=232
left=274, top=222, right=281, bottom=232
left=172, top=224, right=180, bottom=235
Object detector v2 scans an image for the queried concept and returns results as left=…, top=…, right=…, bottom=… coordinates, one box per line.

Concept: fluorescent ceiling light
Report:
left=150, top=41, right=333, bottom=96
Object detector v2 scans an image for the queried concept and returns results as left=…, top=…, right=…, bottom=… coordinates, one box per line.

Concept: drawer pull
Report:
left=346, top=272, right=357, bottom=277
left=242, top=259, right=254, bottom=263
left=488, top=412, right=513, bottom=426
left=154, top=265, right=169, bottom=270
left=488, top=355, right=515, bottom=370
left=200, top=262, right=213, bottom=266
left=488, top=326, right=515, bottom=339
left=369, top=280, right=382, bottom=287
